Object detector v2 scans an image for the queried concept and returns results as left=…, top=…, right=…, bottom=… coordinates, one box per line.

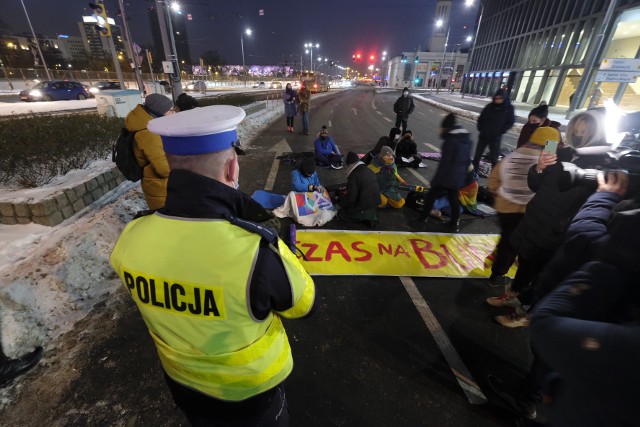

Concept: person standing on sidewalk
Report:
left=296, top=83, right=311, bottom=135
left=472, top=89, right=515, bottom=171
left=393, top=87, right=415, bottom=135
left=111, top=105, right=316, bottom=426
left=283, top=83, right=297, bottom=132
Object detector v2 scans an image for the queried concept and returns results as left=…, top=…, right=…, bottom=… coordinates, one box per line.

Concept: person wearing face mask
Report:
left=393, top=87, right=415, bottom=134
left=125, top=93, right=176, bottom=210
left=283, top=83, right=297, bottom=132
left=111, top=105, right=315, bottom=427
left=368, top=145, right=408, bottom=208
left=291, top=157, right=322, bottom=192
left=363, top=127, right=402, bottom=165
left=418, top=113, right=472, bottom=232
left=472, top=88, right=515, bottom=172
left=314, top=126, right=343, bottom=169
left=516, top=104, right=562, bottom=148
left=337, top=152, right=382, bottom=228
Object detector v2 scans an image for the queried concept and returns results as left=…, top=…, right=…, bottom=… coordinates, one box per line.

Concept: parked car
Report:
left=19, top=81, right=90, bottom=102
left=184, top=81, right=206, bottom=91
left=88, top=81, right=121, bottom=96
left=270, top=81, right=282, bottom=89
left=252, top=81, right=266, bottom=88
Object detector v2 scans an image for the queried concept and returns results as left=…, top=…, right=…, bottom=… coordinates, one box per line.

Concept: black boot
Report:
left=448, top=220, right=460, bottom=233
left=0, top=346, right=43, bottom=388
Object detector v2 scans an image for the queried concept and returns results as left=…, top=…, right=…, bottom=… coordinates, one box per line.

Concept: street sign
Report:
left=595, top=70, right=639, bottom=83
left=599, top=58, right=640, bottom=71
left=162, top=61, right=174, bottom=74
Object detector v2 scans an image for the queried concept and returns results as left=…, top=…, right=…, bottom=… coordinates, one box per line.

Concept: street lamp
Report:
left=304, top=43, right=319, bottom=72
left=19, top=0, right=51, bottom=80
left=241, top=28, right=251, bottom=87
left=436, top=19, right=450, bottom=94
left=461, top=0, right=483, bottom=98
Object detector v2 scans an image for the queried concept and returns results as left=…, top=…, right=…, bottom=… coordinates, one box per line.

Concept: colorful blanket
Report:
left=273, top=189, right=336, bottom=227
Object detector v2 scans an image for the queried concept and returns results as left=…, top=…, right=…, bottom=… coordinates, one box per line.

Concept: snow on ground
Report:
left=0, top=99, right=98, bottom=116
left=0, top=101, right=284, bottom=370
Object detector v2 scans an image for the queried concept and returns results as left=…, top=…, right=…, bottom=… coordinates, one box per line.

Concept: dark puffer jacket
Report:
left=393, top=95, right=415, bottom=119
left=509, top=148, right=594, bottom=258
left=339, top=163, right=382, bottom=214
left=477, top=97, right=515, bottom=140
left=431, top=126, right=472, bottom=190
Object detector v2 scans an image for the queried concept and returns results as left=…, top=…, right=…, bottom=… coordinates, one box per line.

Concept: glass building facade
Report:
left=463, top=0, right=640, bottom=111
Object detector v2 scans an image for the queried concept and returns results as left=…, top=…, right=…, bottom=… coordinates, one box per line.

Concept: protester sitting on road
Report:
left=516, top=104, right=562, bottom=148
left=395, top=130, right=423, bottom=168
left=368, top=145, right=407, bottom=209
left=337, top=152, right=382, bottom=228
left=314, top=126, right=343, bottom=169
left=363, top=127, right=402, bottom=165
left=291, top=157, right=322, bottom=192
left=530, top=191, right=640, bottom=427
left=418, top=113, right=472, bottom=233
left=485, top=126, right=554, bottom=289
left=491, top=112, right=607, bottom=328
left=125, top=93, right=175, bottom=210
left=0, top=328, right=43, bottom=388
left=175, top=93, right=199, bottom=112
left=111, top=105, right=315, bottom=426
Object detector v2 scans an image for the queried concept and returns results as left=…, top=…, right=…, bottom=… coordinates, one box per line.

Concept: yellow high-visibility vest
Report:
left=110, top=213, right=314, bottom=401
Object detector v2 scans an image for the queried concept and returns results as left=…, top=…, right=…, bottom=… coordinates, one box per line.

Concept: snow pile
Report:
left=0, top=99, right=98, bottom=116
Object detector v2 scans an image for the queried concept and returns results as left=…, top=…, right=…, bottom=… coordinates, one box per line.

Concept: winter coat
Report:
left=509, top=147, right=594, bottom=258
left=430, top=126, right=472, bottom=190
left=283, top=89, right=297, bottom=117
left=531, top=208, right=640, bottom=427
left=296, top=87, right=310, bottom=113
left=488, top=145, right=542, bottom=214
left=368, top=156, right=406, bottom=201
left=393, top=95, right=415, bottom=119
left=291, top=169, right=320, bottom=193
left=125, top=104, right=169, bottom=210
left=477, top=101, right=515, bottom=140
left=339, top=162, right=382, bottom=214
left=314, top=136, right=340, bottom=157
left=396, top=137, right=418, bottom=158
left=533, top=191, right=623, bottom=302
left=516, top=118, right=562, bottom=148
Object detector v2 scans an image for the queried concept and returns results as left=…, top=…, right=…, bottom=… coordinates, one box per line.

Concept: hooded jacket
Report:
left=125, top=104, right=170, bottom=210
left=431, top=125, right=472, bottom=189
left=393, top=93, right=415, bottom=118
left=477, top=90, right=515, bottom=140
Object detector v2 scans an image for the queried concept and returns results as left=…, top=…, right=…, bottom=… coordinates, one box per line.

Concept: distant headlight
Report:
left=29, top=90, right=42, bottom=97
left=187, top=84, right=194, bottom=90
left=89, top=87, right=100, bottom=94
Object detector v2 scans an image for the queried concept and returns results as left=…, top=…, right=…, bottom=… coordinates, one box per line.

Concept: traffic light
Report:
left=353, top=53, right=362, bottom=62
left=369, top=55, right=375, bottom=61
left=89, top=2, right=111, bottom=36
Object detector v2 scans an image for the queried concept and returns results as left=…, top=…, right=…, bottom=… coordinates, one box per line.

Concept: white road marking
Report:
left=328, top=120, right=332, bottom=128
left=405, top=168, right=430, bottom=186
left=418, top=112, right=426, bottom=116
left=352, top=108, right=358, bottom=116
left=376, top=110, right=383, bottom=115
left=399, top=276, right=488, bottom=405
left=383, top=117, right=393, bottom=123
left=265, top=139, right=292, bottom=191
left=425, top=142, right=441, bottom=152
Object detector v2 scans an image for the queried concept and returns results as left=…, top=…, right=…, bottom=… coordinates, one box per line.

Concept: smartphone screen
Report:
left=543, top=140, right=558, bottom=155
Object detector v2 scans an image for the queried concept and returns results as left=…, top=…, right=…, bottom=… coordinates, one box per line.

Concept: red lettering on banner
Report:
left=378, top=243, right=393, bottom=255
left=462, top=243, right=487, bottom=264
left=409, top=239, right=447, bottom=269
left=394, top=245, right=411, bottom=258
left=440, top=244, right=469, bottom=271
left=351, top=241, right=372, bottom=261
left=301, top=243, right=323, bottom=262
left=325, top=241, right=352, bottom=262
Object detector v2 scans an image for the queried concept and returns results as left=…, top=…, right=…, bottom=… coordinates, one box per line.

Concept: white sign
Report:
left=599, top=58, right=640, bottom=71
left=595, top=70, right=639, bottom=83
left=162, top=61, right=174, bottom=74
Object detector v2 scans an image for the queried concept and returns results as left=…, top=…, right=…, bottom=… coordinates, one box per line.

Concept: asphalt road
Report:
left=1, top=88, right=533, bottom=426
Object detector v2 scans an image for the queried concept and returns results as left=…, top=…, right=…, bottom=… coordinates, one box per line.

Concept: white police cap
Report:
left=148, top=105, right=246, bottom=155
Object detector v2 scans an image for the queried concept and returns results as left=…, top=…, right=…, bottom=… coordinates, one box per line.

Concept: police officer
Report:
left=110, top=105, right=316, bottom=426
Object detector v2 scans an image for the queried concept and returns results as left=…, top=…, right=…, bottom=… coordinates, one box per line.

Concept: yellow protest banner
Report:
left=296, top=230, right=517, bottom=278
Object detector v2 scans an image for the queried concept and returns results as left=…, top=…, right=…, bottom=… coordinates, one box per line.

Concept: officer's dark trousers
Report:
left=395, top=115, right=408, bottom=134
left=472, top=136, right=502, bottom=171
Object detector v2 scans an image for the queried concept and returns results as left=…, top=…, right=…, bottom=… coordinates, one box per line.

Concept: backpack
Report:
left=112, top=128, right=143, bottom=182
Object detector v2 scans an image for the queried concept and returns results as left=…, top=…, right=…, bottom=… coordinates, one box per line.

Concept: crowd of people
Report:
left=4, top=85, right=637, bottom=427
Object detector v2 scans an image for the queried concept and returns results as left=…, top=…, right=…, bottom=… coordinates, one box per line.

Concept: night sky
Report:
left=4, top=0, right=479, bottom=70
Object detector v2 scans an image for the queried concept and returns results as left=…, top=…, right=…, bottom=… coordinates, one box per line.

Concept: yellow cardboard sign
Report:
left=296, top=230, right=517, bottom=278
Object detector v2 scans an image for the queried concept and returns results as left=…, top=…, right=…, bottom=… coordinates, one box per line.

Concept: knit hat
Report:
left=380, top=146, right=394, bottom=157
left=300, top=157, right=316, bottom=175
left=441, top=113, right=456, bottom=129
left=529, top=126, right=561, bottom=146
left=529, top=104, right=548, bottom=119
left=319, top=125, right=328, bottom=135
left=403, top=87, right=409, bottom=93
left=345, top=151, right=360, bottom=166
left=175, top=93, right=199, bottom=112
left=144, top=93, right=174, bottom=117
